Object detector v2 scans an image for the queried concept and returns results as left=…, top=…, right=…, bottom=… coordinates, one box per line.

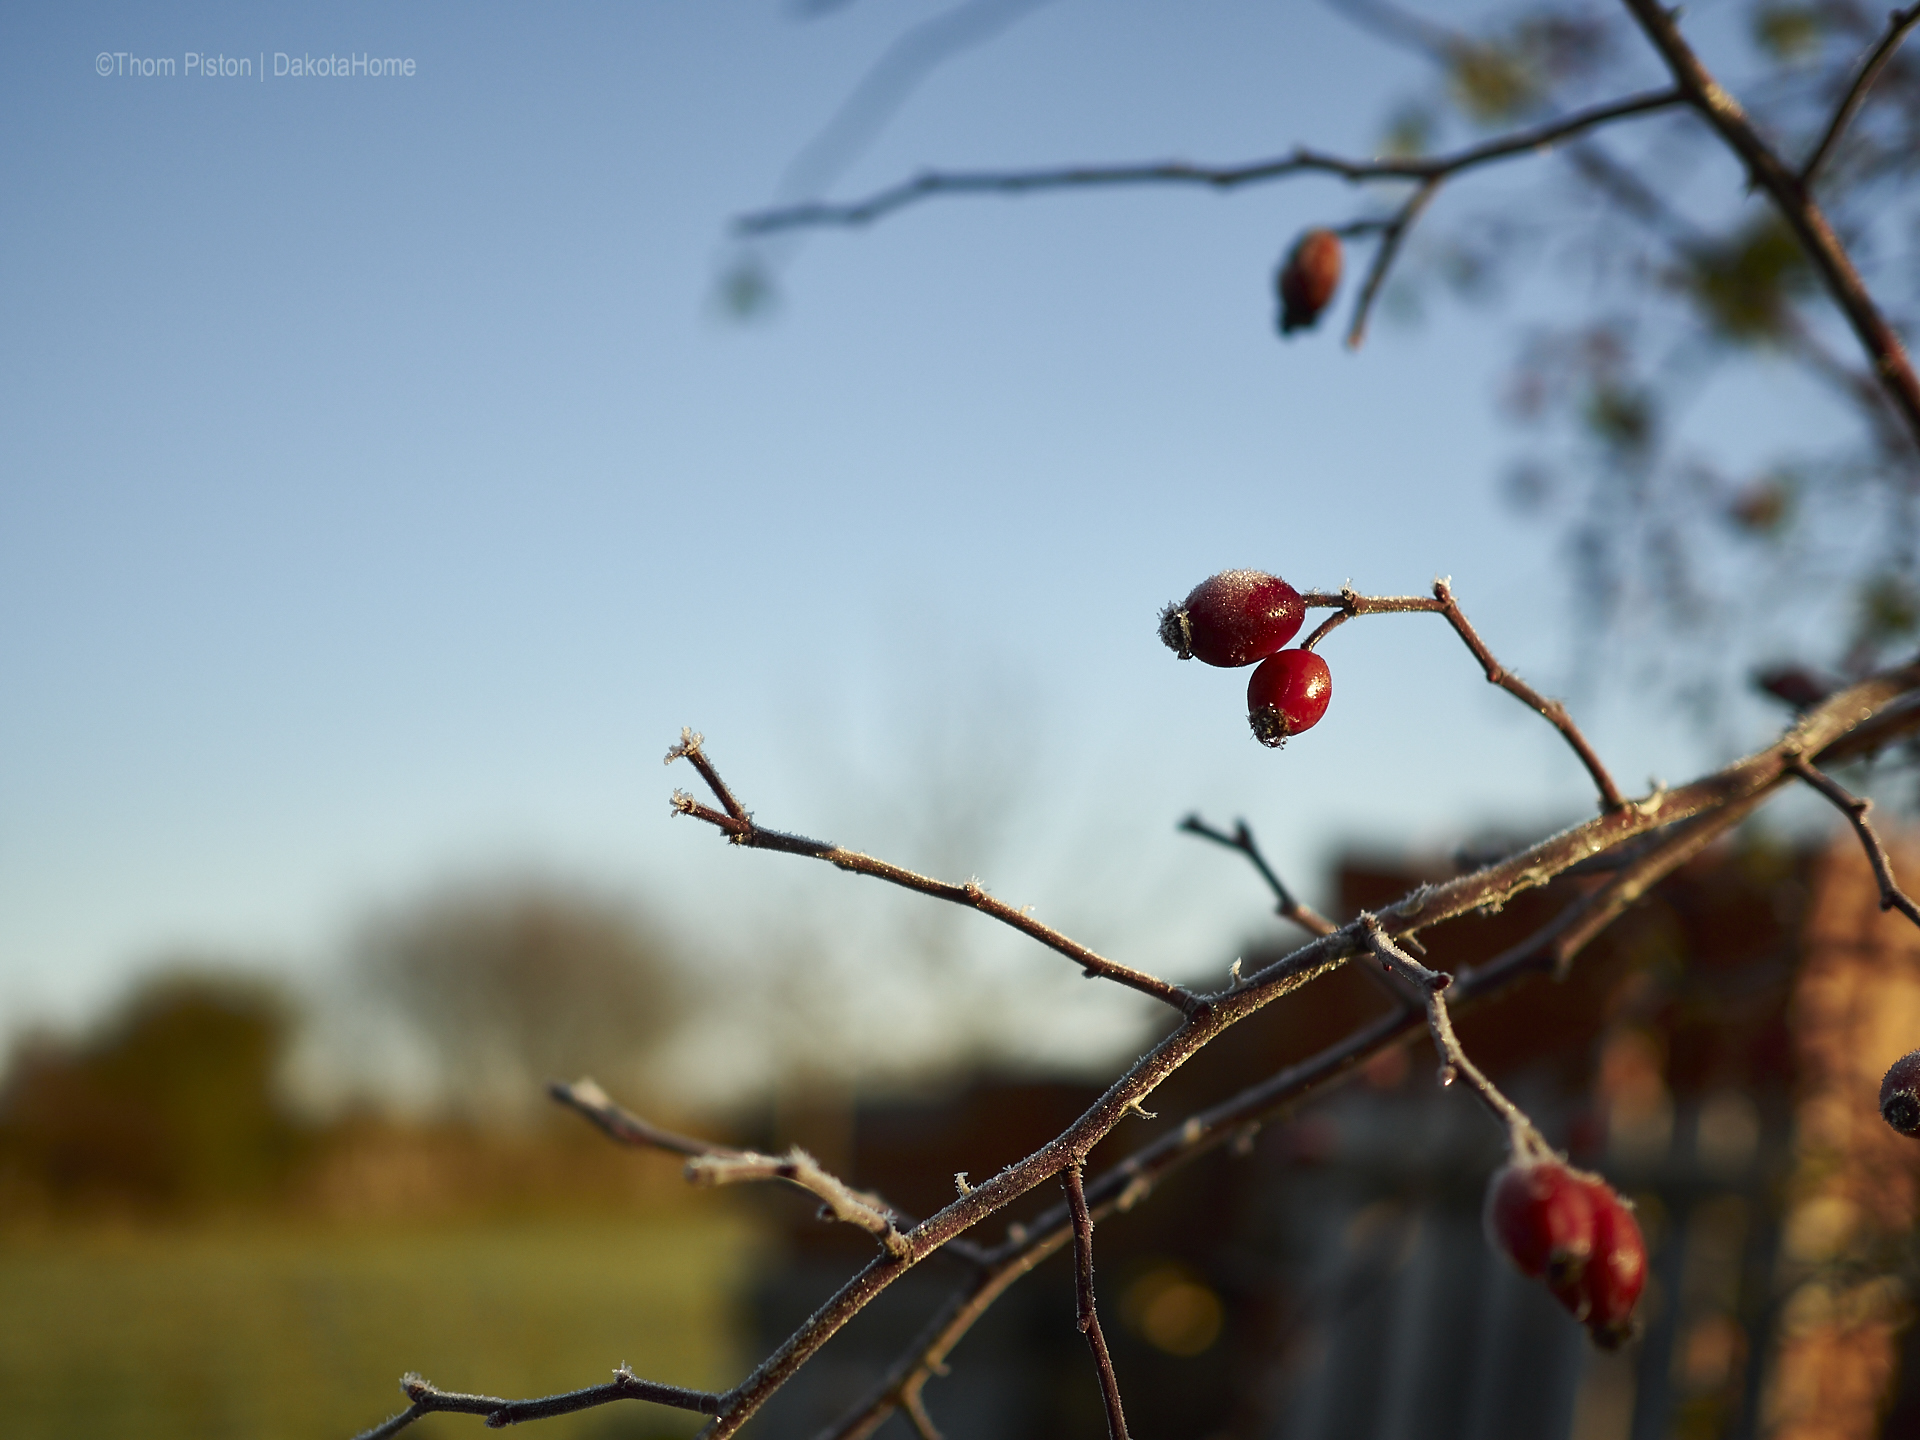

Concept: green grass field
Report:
left=0, top=1213, right=756, bottom=1440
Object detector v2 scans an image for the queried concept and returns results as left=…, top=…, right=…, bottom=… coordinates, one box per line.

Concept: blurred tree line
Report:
left=0, top=882, right=688, bottom=1222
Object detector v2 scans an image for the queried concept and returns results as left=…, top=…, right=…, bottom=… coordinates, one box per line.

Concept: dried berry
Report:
left=1276, top=228, right=1344, bottom=334
left=1247, top=649, right=1332, bottom=746
left=1881, top=1048, right=1920, bottom=1137
left=1159, top=570, right=1305, bottom=668
left=1582, top=1183, right=1647, bottom=1350
left=1484, top=1160, right=1597, bottom=1295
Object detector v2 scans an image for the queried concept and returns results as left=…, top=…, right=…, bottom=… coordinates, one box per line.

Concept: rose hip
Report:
left=1159, top=570, right=1305, bottom=668
left=1484, top=1160, right=1597, bottom=1294
left=1582, top=1183, right=1647, bottom=1350
left=1247, top=649, right=1332, bottom=746
left=1277, top=228, right=1343, bottom=334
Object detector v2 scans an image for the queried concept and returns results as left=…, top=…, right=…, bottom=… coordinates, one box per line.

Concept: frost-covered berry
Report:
left=1247, top=649, right=1332, bottom=747
left=1582, top=1183, right=1647, bottom=1351
left=1484, top=1160, right=1596, bottom=1294
left=1158, top=570, right=1305, bottom=668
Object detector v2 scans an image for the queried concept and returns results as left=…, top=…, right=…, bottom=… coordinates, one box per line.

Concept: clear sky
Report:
left=0, top=2, right=1851, bottom=1068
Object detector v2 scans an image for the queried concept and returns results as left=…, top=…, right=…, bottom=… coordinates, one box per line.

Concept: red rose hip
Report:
left=1881, top=1048, right=1920, bottom=1137
left=1248, top=649, right=1332, bottom=746
left=1484, top=1160, right=1597, bottom=1295
left=1277, top=228, right=1344, bottom=334
left=1582, top=1183, right=1647, bottom=1350
left=1159, top=570, right=1305, bottom=668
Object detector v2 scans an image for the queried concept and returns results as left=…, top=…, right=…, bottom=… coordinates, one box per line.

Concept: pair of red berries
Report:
left=1485, top=1157, right=1646, bottom=1349
left=1159, top=570, right=1332, bottom=746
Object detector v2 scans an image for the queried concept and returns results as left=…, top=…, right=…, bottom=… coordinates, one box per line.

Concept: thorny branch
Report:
left=1299, top=580, right=1628, bottom=812
left=1801, top=3, right=1920, bottom=188
left=353, top=656, right=1920, bottom=1440
left=1787, top=754, right=1920, bottom=929
left=664, top=729, right=1199, bottom=1015
left=1065, top=1164, right=1131, bottom=1440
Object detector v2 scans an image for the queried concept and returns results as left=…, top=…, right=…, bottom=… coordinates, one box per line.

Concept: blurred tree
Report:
left=0, top=969, right=307, bottom=1215
left=355, top=880, right=684, bottom=1125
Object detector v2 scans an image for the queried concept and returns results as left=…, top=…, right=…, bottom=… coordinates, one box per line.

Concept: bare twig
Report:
left=549, top=1079, right=986, bottom=1265
left=1298, top=582, right=1626, bottom=811
left=1788, top=755, right=1920, bottom=928
left=1065, top=1164, right=1131, bottom=1440
left=1179, top=814, right=1338, bottom=936
left=1619, top=0, right=1920, bottom=451
left=350, top=1370, right=723, bottom=1439
left=734, top=88, right=1683, bottom=235
left=666, top=740, right=1199, bottom=1014
left=1801, top=4, right=1920, bottom=187
left=690, top=1149, right=911, bottom=1258
left=1347, top=176, right=1441, bottom=350
left=1359, top=915, right=1553, bottom=1160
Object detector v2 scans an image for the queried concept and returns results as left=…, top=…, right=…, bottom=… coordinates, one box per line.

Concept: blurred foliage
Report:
left=0, top=970, right=309, bottom=1216
left=1682, top=218, right=1815, bottom=343
left=357, top=880, right=684, bottom=1124
left=1751, top=3, right=1829, bottom=60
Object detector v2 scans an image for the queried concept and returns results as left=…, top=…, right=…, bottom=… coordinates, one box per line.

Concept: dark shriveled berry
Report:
left=1276, top=228, right=1344, bottom=335
left=1881, top=1049, right=1920, bottom=1137
left=1248, top=649, right=1332, bottom=747
left=1158, top=570, right=1306, bottom=668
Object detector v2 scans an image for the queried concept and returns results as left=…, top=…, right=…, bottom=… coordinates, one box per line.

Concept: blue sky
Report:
left=0, top=2, right=1852, bottom=1065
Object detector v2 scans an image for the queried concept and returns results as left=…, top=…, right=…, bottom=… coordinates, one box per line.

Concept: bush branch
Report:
left=665, top=734, right=1198, bottom=1014
left=1347, top=175, right=1441, bottom=349
left=1065, top=1164, right=1131, bottom=1440
left=1619, top=0, right=1920, bottom=451
left=1801, top=3, right=1920, bottom=187
left=1299, top=582, right=1626, bottom=811
left=548, top=1079, right=983, bottom=1265
left=734, top=88, right=1682, bottom=235
left=1787, top=754, right=1920, bottom=928
left=1178, top=814, right=1338, bottom=937
left=350, top=1370, right=723, bottom=1440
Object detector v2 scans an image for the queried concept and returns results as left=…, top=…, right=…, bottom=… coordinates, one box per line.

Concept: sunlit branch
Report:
left=1788, top=754, right=1920, bottom=928
left=350, top=1370, right=723, bottom=1440
left=1359, top=915, right=1551, bottom=1158
left=1801, top=3, right=1920, bottom=187
left=549, top=1079, right=986, bottom=1266
left=733, top=88, right=1683, bottom=235
left=1299, top=581, right=1626, bottom=811
left=665, top=730, right=1198, bottom=1014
